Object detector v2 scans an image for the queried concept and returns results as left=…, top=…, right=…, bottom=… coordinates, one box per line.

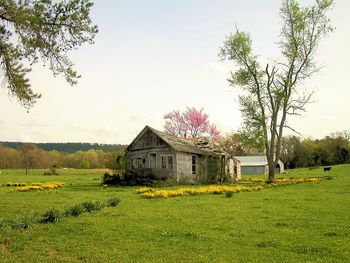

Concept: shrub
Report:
left=102, top=172, right=122, bottom=185
left=43, top=168, right=59, bottom=176
left=4, top=182, right=26, bottom=187
left=11, top=214, right=36, bottom=230
left=107, top=197, right=121, bottom=207
left=102, top=169, right=166, bottom=186
left=225, top=191, right=234, bottom=197
left=81, top=201, right=105, bottom=212
left=64, top=204, right=84, bottom=217
left=81, top=201, right=97, bottom=213
left=40, top=209, right=60, bottom=223
left=92, top=201, right=105, bottom=211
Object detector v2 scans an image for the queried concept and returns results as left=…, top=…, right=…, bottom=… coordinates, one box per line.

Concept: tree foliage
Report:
left=220, top=0, right=334, bottom=182
left=280, top=131, right=349, bottom=168
left=0, top=0, right=97, bottom=108
left=219, top=131, right=263, bottom=156
left=0, top=143, right=125, bottom=170
left=19, top=143, right=47, bottom=174
left=163, top=107, right=220, bottom=140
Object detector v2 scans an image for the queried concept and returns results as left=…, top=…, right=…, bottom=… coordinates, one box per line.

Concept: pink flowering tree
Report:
left=164, top=107, right=220, bottom=140
left=163, top=110, right=187, bottom=138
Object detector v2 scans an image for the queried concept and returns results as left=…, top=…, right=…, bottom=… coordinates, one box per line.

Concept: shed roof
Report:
left=234, top=155, right=268, bottom=166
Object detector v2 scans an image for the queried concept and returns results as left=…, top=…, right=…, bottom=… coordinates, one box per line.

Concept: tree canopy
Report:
left=163, top=107, right=220, bottom=140
left=220, top=0, right=334, bottom=182
left=0, top=0, right=97, bottom=108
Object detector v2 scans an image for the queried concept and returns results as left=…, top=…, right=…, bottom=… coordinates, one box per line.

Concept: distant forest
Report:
left=0, top=142, right=127, bottom=153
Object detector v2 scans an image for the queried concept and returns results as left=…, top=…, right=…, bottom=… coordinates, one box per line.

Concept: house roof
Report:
left=127, top=126, right=217, bottom=156
left=150, top=127, right=214, bottom=155
left=234, top=155, right=268, bottom=166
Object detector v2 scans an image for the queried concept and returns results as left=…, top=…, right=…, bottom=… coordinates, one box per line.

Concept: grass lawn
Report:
left=0, top=165, right=349, bottom=262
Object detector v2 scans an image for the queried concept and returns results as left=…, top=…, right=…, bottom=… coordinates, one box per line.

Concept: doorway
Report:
left=150, top=154, right=156, bottom=168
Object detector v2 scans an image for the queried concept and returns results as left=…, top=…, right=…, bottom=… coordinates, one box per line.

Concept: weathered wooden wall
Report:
left=176, top=152, right=196, bottom=183
left=126, top=130, right=176, bottom=179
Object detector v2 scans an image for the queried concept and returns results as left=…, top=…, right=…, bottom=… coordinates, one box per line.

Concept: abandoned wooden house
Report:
left=125, top=126, right=241, bottom=184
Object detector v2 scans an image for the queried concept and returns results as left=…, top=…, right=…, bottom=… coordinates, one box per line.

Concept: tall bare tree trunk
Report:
left=268, top=162, right=276, bottom=183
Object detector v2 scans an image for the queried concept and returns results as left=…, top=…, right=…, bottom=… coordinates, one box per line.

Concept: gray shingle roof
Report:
left=126, top=126, right=220, bottom=156
left=148, top=126, right=216, bottom=155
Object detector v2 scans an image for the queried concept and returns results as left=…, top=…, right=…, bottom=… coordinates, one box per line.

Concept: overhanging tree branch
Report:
left=0, top=0, right=97, bottom=108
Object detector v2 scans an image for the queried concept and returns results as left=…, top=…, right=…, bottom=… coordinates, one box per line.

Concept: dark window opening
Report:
left=192, top=156, right=197, bottom=174
left=161, top=156, right=173, bottom=169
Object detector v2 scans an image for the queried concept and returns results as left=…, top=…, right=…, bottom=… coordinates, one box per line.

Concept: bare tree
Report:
left=220, top=0, right=334, bottom=182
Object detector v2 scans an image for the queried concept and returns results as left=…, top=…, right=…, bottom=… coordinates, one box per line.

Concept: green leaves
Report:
left=220, top=30, right=252, bottom=62
left=0, top=0, right=97, bottom=108
left=220, top=0, right=333, bottom=180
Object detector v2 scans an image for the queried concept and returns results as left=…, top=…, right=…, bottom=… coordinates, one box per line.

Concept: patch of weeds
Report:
left=92, top=201, right=105, bottom=211
left=81, top=201, right=97, bottom=213
left=212, top=225, right=225, bottom=231
left=324, top=175, right=333, bottom=180
left=43, top=168, right=59, bottom=176
left=225, top=191, right=234, bottom=197
left=294, top=246, right=332, bottom=254
left=48, top=250, right=59, bottom=257
left=184, top=231, right=202, bottom=240
left=229, top=231, right=244, bottom=238
left=81, top=200, right=106, bottom=212
left=11, top=214, right=36, bottom=230
left=275, top=221, right=289, bottom=227
left=160, top=231, right=171, bottom=237
left=77, top=256, right=88, bottom=262
left=256, top=229, right=265, bottom=234
left=40, top=209, right=60, bottom=223
left=64, top=204, right=84, bottom=217
left=324, top=231, right=337, bottom=237
left=107, top=197, right=121, bottom=207
left=0, top=218, right=6, bottom=231
left=257, top=240, right=277, bottom=248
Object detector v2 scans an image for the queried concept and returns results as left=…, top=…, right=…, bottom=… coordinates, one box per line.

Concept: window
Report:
left=192, top=156, right=197, bottom=174
left=161, top=155, right=173, bottom=169
left=132, top=158, right=144, bottom=169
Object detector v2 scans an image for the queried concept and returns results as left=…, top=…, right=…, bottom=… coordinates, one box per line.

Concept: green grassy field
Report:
left=1, top=165, right=349, bottom=262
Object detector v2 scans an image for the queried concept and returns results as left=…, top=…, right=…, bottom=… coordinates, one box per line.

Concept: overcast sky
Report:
left=0, top=0, right=349, bottom=144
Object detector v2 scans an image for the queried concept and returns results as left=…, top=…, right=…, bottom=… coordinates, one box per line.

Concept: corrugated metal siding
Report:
left=241, top=166, right=265, bottom=175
